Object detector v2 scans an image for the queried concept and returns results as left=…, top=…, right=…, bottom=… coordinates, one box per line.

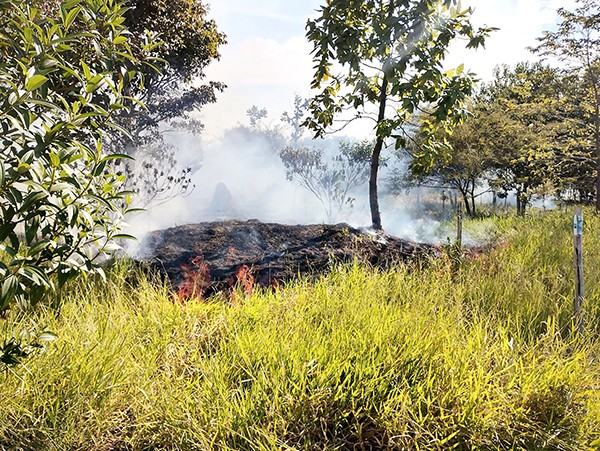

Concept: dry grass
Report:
left=0, top=210, right=599, bottom=449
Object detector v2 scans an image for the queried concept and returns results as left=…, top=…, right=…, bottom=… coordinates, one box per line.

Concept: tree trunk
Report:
left=369, top=74, right=389, bottom=231
left=516, top=188, right=528, bottom=216
left=459, top=188, right=472, bottom=217
left=442, top=190, right=446, bottom=213
left=594, top=95, right=600, bottom=212
left=522, top=184, right=529, bottom=216
left=583, top=46, right=600, bottom=212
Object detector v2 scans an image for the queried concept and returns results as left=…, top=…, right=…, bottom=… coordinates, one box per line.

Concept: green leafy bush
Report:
left=0, top=0, right=157, bottom=311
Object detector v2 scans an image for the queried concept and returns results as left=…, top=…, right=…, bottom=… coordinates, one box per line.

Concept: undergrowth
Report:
left=0, top=210, right=598, bottom=450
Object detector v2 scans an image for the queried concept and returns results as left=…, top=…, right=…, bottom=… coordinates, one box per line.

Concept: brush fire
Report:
left=139, top=219, right=438, bottom=300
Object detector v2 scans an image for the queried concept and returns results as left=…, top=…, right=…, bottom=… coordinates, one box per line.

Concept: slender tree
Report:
left=281, top=95, right=310, bottom=146
left=280, top=140, right=372, bottom=222
left=304, top=0, right=495, bottom=230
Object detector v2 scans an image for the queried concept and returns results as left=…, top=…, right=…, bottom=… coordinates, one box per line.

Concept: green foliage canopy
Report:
left=0, top=0, right=153, bottom=311
left=472, top=63, right=560, bottom=215
left=411, top=63, right=576, bottom=216
left=304, top=0, right=495, bottom=230
left=532, top=0, right=600, bottom=210
left=403, top=102, right=496, bottom=217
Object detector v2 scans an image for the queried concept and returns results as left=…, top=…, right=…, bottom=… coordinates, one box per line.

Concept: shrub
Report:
left=0, top=0, right=156, bottom=311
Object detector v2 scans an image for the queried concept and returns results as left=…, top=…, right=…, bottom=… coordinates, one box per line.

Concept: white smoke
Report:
left=125, top=121, right=467, bottom=256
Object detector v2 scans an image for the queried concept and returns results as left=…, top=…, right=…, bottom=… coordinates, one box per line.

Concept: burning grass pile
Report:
left=137, top=219, right=437, bottom=301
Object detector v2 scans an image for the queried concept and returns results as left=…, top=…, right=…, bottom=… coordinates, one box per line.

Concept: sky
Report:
left=198, top=0, right=578, bottom=139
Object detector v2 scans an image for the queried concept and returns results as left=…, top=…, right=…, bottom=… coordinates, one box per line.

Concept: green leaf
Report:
left=0, top=338, right=26, bottom=365
left=57, top=267, right=74, bottom=288
left=25, top=74, right=48, bottom=92
left=86, top=193, right=114, bottom=209
left=18, top=266, right=51, bottom=287
left=24, top=219, right=40, bottom=245
left=85, top=74, right=105, bottom=93
left=49, top=182, right=75, bottom=192
left=28, top=240, right=51, bottom=257
left=62, top=0, right=83, bottom=9
left=100, top=153, right=134, bottom=162
left=63, top=6, right=81, bottom=30
left=112, top=234, right=137, bottom=241
left=81, top=61, right=91, bottom=80
left=17, top=163, right=31, bottom=175
left=49, top=152, right=60, bottom=168
left=92, top=161, right=107, bottom=177
left=38, top=332, right=58, bottom=342
left=20, top=191, right=47, bottom=213
left=0, top=276, right=19, bottom=310
left=124, top=207, right=146, bottom=215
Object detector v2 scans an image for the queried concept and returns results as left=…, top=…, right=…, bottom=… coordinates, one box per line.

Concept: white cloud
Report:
left=207, top=36, right=313, bottom=87
left=446, top=0, right=578, bottom=80
left=200, top=36, right=314, bottom=138
left=199, top=0, right=580, bottom=138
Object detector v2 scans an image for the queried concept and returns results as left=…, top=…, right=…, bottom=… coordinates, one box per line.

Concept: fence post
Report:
left=573, top=206, right=584, bottom=336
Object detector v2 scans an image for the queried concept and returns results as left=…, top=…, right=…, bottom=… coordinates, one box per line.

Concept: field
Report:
left=0, top=211, right=599, bottom=450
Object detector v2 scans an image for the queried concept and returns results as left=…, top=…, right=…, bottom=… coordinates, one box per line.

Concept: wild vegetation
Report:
left=0, top=211, right=599, bottom=449
left=0, top=0, right=153, bottom=312
left=410, top=0, right=600, bottom=217
left=2, top=0, right=600, bottom=449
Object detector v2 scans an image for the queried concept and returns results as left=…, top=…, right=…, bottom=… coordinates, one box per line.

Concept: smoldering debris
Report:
left=125, top=128, right=480, bottom=249
left=138, top=219, right=439, bottom=297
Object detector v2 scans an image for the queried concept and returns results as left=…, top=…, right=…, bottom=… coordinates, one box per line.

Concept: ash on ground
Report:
left=138, top=220, right=438, bottom=296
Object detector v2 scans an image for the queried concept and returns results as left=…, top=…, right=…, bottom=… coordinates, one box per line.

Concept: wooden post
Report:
left=456, top=200, right=463, bottom=248
left=573, top=206, right=584, bottom=335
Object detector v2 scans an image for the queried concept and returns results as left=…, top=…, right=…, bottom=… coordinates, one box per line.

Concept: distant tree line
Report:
left=408, top=0, right=600, bottom=217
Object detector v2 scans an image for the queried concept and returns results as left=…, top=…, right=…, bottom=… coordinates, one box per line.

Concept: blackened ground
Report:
left=138, top=220, right=439, bottom=296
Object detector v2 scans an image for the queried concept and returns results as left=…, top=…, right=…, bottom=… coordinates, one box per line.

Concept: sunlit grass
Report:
left=0, top=210, right=599, bottom=449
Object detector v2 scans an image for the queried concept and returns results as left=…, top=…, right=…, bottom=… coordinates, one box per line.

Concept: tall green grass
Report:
left=0, top=210, right=598, bottom=450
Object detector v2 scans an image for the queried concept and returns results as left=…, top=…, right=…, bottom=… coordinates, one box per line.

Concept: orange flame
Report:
left=228, top=264, right=254, bottom=306
left=173, top=255, right=211, bottom=304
